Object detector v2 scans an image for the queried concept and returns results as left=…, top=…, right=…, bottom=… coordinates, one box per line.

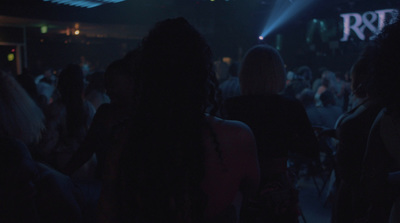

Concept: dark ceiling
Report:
left=1, top=1, right=399, bottom=42
left=0, top=1, right=398, bottom=53
left=1, top=0, right=393, bottom=26
left=2, top=0, right=396, bottom=37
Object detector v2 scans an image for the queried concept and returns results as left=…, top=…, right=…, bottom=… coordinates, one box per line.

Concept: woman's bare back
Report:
left=202, top=116, right=259, bottom=221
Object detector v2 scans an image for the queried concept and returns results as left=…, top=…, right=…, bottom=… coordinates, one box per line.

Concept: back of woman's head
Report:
left=120, top=17, right=213, bottom=222
left=239, top=44, right=286, bottom=95
left=0, top=71, right=44, bottom=144
left=137, top=17, right=213, bottom=112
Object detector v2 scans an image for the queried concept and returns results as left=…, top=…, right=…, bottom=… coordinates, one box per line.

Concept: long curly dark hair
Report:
left=119, top=18, right=219, bottom=222
left=57, top=64, right=86, bottom=139
left=368, top=13, right=400, bottom=110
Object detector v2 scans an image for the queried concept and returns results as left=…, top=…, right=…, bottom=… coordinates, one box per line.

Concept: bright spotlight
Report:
left=259, top=36, right=264, bottom=40
left=259, top=0, right=319, bottom=38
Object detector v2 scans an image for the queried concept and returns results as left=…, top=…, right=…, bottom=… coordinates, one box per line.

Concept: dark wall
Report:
left=25, top=30, right=139, bottom=75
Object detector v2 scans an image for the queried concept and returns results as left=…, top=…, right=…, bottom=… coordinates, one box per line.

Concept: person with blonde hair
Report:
left=0, top=70, right=85, bottom=222
left=0, top=71, right=45, bottom=145
left=239, top=45, right=286, bottom=95
left=0, top=70, right=45, bottom=222
left=224, top=44, right=318, bottom=223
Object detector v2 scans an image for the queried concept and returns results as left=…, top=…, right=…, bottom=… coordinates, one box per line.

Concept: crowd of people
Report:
left=1, top=14, right=400, bottom=223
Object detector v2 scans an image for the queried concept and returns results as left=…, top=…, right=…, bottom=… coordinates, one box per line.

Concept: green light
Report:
left=41, top=25, right=48, bottom=34
left=7, top=53, right=14, bottom=61
left=276, top=34, right=282, bottom=51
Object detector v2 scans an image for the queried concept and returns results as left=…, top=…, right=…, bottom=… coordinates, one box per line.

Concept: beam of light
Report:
left=260, top=0, right=318, bottom=39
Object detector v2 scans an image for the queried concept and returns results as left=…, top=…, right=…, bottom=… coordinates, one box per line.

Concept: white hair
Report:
left=0, top=71, right=45, bottom=144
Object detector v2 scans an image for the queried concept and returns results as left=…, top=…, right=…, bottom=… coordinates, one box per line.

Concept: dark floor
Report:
left=298, top=174, right=334, bottom=223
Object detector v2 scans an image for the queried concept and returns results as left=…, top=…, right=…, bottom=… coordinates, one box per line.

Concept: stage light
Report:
left=259, top=0, right=319, bottom=38
left=222, top=57, right=231, bottom=64
left=259, top=36, right=264, bottom=40
left=74, top=30, right=80, bottom=35
left=43, top=0, right=125, bottom=8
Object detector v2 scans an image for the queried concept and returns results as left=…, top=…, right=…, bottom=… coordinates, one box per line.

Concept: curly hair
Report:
left=368, top=13, right=400, bottom=109
left=350, top=45, right=378, bottom=99
left=57, top=64, right=86, bottom=138
left=119, top=18, right=219, bottom=222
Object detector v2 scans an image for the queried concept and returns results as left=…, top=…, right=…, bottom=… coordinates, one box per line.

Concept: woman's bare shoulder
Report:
left=205, top=115, right=255, bottom=145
